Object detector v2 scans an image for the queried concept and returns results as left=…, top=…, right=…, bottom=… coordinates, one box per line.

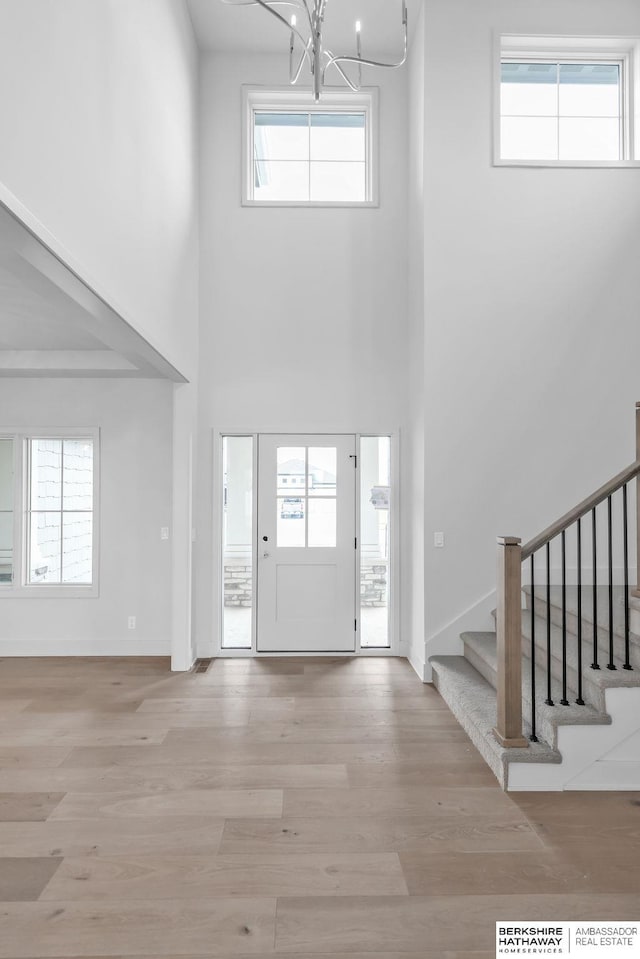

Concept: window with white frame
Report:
left=498, top=37, right=640, bottom=165
left=0, top=431, right=98, bottom=594
left=243, top=88, right=377, bottom=205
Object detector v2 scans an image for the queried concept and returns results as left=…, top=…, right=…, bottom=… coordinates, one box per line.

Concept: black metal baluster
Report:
left=623, top=483, right=632, bottom=670
left=545, top=541, right=554, bottom=705
left=591, top=507, right=600, bottom=670
left=560, top=530, right=569, bottom=704
left=576, top=517, right=585, bottom=704
left=530, top=554, right=538, bottom=741
left=607, top=494, right=616, bottom=670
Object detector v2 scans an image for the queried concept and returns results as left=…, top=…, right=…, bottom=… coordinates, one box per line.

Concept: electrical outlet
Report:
left=128, top=616, right=136, bottom=630
left=434, top=531, right=445, bottom=548
left=160, top=527, right=169, bottom=541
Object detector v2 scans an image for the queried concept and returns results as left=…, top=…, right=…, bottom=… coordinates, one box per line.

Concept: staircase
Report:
left=431, top=588, right=640, bottom=790
left=430, top=403, right=640, bottom=791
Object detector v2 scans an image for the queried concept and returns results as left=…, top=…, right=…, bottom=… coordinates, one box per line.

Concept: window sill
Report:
left=0, top=584, right=99, bottom=599
left=494, top=159, right=640, bottom=169
left=242, top=200, right=379, bottom=209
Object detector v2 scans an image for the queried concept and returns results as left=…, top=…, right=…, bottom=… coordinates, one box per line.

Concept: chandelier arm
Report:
left=220, top=0, right=310, bottom=49
left=321, top=49, right=360, bottom=92
left=290, top=39, right=312, bottom=85
left=324, top=47, right=407, bottom=77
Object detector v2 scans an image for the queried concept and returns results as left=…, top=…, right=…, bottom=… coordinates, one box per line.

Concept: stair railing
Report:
left=494, top=402, right=640, bottom=748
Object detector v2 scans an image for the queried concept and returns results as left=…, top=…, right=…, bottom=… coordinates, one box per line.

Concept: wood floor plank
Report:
left=0, top=899, right=277, bottom=957
left=48, top=788, right=283, bottom=821
left=0, top=748, right=72, bottom=769
left=59, top=742, right=400, bottom=768
left=0, top=817, right=225, bottom=858
left=219, top=815, right=544, bottom=855
left=274, top=894, right=640, bottom=954
left=282, top=785, right=520, bottom=820
left=398, top=848, right=604, bottom=895
left=347, top=759, right=495, bottom=787
left=0, top=763, right=348, bottom=792
left=164, top=723, right=469, bottom=745
left=0, top=730, right=168, bottom=747
left=0, top=858, right=62, bottom=901
left=40, top=852, right=408, bottom=900
left=0, top=793, right=65, bottom=822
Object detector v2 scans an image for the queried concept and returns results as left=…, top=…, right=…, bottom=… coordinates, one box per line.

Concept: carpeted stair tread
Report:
left=430, top=654, right=560, bottom=788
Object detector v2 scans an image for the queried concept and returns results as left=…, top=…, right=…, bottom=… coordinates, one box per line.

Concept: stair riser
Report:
left=528, top=595, right=640, bottom=669
left=522, top=619, right=636, bottom=706
left=465, top=641, right=599, bottom=747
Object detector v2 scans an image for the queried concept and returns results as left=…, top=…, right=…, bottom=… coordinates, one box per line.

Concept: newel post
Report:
left=634, top=402, right=640, bottom=598
left=493, top=536, right=528, bottom=748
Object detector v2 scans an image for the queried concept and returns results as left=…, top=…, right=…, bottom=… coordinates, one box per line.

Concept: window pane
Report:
left=559, top=79, right=620, bottom=118
left=277, top=447, right=305, bottom=494
left=360, top=436, right=390, bottom=648
left=0, top=512, right=12, bottom=584
left=30, top=439, right=62, bottom=510
left=254, top=113, right=309, bottom=160
left=222, top=436, right=253, bottom=650
left=29, top=512, right=61, bottom=584
left=0, top=439, right=13, bottom=510
left=254, top=161, right=309, bottom=201
left=310, top=114, right=366, bottom=161
left=62, top=512, right=93, bottom=584
left=501, top=62, right=558, bottom=117
left=310, top=162, right=365, bottom=202
left=559, top=117, right=620, bottom=160
left=62, top=439, right=93, bottom=510
left=501, top=116, right=558, bottom=160
left=308, top=498, right=336, bottom=548
left=278, top=498, right=305, bottom=547
left=308, top=447, right=337, bottom=496
left=0, top=440, right=13, bottom=586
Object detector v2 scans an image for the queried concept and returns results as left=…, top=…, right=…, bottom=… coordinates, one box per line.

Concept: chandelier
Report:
left=221, top=0, right=408, bottom=101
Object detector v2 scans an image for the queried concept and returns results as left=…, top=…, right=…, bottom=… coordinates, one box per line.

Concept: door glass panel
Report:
left=360, top=436, right=390, bottom=648
left=308, top=498, right=336, bottom=548
left=277, top=447, right=306, bottom=495
left=222, top=436, right=254, bottom=649
left=278, top=498, right=306, bottom=547
left=0, top=439, right=13, bottom=583
left=308, top=447, right=337, bottom=495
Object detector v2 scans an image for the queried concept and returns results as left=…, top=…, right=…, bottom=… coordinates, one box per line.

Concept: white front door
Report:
left=257, top=434, right=356, bottom=652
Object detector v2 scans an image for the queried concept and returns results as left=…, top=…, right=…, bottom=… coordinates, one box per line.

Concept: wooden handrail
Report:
left=521, top=459, right=640, bottom=561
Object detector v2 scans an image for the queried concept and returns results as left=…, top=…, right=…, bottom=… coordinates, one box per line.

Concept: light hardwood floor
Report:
left=0, top=654, right=638, bottom=958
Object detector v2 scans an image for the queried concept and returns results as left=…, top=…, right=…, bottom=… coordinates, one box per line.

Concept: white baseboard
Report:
left=408, top=645, right=428, bottom=683
left=0, top=638, right=171, bottom=657
left=423, top=588, right=496, bottom=680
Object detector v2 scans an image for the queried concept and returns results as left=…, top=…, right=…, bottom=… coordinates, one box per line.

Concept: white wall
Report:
left=421, top=0, right=640, bottom=660
left=195, top=52, right=409, bottom=654
left=0, top=379, right=174, bottom=655
left=0, top=0, right=199, bottom=381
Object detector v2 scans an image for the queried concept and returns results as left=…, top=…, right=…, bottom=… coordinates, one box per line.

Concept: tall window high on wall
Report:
left=497, top=36, right=640, bottom=165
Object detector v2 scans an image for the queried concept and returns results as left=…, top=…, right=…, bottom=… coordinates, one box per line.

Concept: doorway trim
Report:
left=211, top=427, right=400, bottom=658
